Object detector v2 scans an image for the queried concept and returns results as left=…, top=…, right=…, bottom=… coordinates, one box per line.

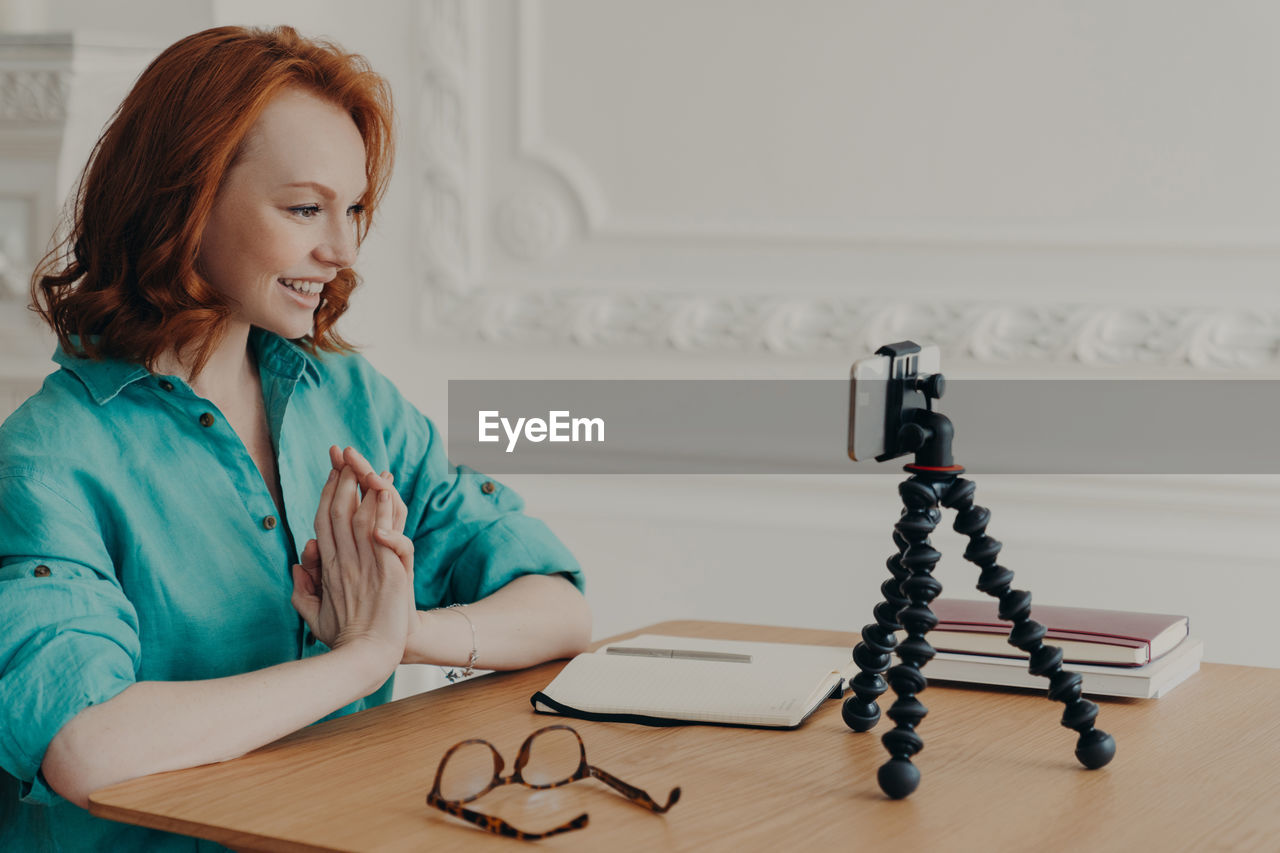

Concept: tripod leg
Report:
left=876, top=475, right=946, bottom=798
left=941, top=477, right=1116, bottom=770
left=843, top=530, right=912, bottom=732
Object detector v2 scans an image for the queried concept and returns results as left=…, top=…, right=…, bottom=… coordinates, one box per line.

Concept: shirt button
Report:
left=199, top=412, right=215, bottom=427
left=262, top=515, right=277, bottom=530
left=159, top=379, right=175, bottom=392
left=33, top=565, right=51, bottom=577
left=481, top=481, right=496, bottom=495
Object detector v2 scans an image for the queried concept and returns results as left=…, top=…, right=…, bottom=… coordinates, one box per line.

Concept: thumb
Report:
left=300, top=538, right=321, bottom=574
left=290, top=563, right=320, bottom=626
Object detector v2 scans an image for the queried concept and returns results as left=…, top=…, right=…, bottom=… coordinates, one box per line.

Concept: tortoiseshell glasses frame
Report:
left=426, top=724, right=681, bottom=840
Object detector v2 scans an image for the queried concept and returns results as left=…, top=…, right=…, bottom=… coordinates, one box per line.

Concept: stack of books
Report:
left=905, top=599, right=1202, bottom=699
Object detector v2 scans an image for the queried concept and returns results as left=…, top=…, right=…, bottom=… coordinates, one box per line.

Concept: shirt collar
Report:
left=53, top=330, right=320, bottom=406
left=53, top=342, right=150, bottom=406
left=252, top=329, right=321, bottom=386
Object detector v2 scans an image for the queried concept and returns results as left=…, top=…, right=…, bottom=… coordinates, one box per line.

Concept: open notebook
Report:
left=531, top=634, right=857, bottom=729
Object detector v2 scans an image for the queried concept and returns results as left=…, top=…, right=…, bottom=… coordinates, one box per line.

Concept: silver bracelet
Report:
left=440, top=603, right=478, bottom=682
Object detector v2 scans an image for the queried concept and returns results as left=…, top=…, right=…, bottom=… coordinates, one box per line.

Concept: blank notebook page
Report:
left=537, top=635, right=856, bottom=727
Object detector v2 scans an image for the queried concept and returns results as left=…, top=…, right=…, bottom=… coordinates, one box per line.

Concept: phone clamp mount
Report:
left=844, top=341, right=1115, bottom=799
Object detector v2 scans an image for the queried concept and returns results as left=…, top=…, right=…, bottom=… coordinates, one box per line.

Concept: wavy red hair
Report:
left=31, top=25, right=395, bottom=374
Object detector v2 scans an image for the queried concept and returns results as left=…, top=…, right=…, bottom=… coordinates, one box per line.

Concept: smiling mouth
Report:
left=279, top=278, right=325, bottom=296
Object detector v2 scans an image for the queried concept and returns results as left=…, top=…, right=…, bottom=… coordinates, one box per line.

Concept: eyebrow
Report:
left=283, top=181, right=368, bottom=202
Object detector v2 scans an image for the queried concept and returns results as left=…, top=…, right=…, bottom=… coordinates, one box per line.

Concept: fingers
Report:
left=368, top=466, right=407, bottom=533
left=299, top=540, right=322, bottom=602
left=300, top=538, right=321, bottom=573
left=373, top=526, right=415, bottom=571
left=333, top=444, right=382, bottom=499
left=310, top=451, right=416, bottom=659
left=371, top=488, right=409, bottom=575
left=342, top=445, right=375, bottom=477
left=311, top=450, right=407, bottom=651
left=313, top=469, right=339, bottom=568
left=333, top=448, right=407, bottom=534
left=291, top=561, right=318, bottom=599
left=318, top=447, right=408, bottom=576
left=385, top=472, right=408, bottom=534
left=326, top=465, right=362, bottom=599
left=376, top=482, right=393, bottom=532
left=342, top=446, right=394, bottom=497
left=290, top=563, right=320, bottom=627
left=351, top=486, right=383, bottom=577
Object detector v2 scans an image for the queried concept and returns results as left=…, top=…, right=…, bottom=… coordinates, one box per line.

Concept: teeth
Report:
left=280, top=278, right=325, bottom=296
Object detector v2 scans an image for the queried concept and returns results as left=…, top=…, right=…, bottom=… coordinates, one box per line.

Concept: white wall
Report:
left=3, top=1, right=1278, bottom=670
left=43, top=0, right=210, bottom=37
left=381, top=1, right=1280, bottom=669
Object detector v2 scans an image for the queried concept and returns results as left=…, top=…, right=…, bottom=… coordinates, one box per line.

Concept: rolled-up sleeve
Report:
left=350, top=365, right=583, bottom=608
left=0, top=472, right=140, bottom=805
left=419, top=464, right=583, bottom=605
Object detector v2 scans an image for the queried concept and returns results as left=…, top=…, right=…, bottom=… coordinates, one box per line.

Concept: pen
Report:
left=606, top=646, right=753, bottom=663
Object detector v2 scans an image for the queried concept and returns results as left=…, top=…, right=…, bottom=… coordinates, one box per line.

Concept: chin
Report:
left=258, top=317, right=316, bottom=341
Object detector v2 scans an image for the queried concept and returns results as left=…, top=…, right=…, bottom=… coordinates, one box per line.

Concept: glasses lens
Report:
left=523, top=728, right=583, bottom=786
left=438, top=742, right=497, bottom=802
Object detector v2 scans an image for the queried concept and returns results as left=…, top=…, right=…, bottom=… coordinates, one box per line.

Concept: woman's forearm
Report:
left=404, top=574, right=591, bottom=670
left=42, top=641, right=396, bottom=809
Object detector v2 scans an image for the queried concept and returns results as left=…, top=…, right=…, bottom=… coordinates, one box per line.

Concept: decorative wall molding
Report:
left=512, top=0, right=605, bottom=232
left=0, top=34, right=159, bottom=385
left=436, top=290, right=1280, bottom=369
left=494, top=189, right=570, bottom=261
left=415, top=0, right=470, bottom=299
left=504, top=3, right=1280, bottom=254
left=0, top=249, right=21, bottom=298
left=415, top=6, right=1280, bottom=371
left=0, top=194, right=33, bottom=299
left=0, top=68, right=67, bottom=122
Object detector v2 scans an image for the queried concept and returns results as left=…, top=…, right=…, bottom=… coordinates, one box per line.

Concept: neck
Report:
left=156, top=322, right=255, bottom=400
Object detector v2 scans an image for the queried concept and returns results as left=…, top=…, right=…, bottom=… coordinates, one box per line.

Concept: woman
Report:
left=0, top=25, right=590, bottom=851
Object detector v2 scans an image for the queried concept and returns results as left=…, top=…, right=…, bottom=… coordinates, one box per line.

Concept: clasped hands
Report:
left=289, top=445, right=420, bottom=670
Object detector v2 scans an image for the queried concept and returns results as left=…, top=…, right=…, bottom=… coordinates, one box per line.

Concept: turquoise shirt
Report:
left=0, top=330, right=582, bottom=851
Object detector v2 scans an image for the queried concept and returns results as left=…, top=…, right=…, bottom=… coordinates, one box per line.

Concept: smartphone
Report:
left=847, top=344, right=941, bottom=461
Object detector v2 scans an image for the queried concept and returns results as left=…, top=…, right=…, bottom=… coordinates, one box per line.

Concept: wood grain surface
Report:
left=89, top=621, right=1280, bottom=852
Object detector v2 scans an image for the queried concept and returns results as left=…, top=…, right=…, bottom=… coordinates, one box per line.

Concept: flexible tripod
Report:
left=843, top=344, right=1115, bottom=799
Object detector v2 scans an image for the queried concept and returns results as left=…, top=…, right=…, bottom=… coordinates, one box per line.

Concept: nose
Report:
left=316, top=214, right=359, bottom=268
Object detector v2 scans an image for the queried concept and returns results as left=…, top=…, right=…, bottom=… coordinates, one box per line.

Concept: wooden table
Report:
left=89, top=621, right=1280, bottom=852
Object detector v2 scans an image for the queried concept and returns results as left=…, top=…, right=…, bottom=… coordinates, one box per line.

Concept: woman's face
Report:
left=198, top=88, right=367, bottom=341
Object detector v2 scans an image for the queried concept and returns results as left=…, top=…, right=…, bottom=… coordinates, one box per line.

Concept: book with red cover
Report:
left=914, top=598, right=1189, bottom=667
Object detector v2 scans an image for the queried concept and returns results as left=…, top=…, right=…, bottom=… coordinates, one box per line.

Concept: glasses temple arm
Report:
left=428, top=794, right=588, bottom=840
left=588, top=765, right=682, bottom=814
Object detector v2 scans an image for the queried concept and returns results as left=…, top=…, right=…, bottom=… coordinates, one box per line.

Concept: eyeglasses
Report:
left=426, top=724, right=680, bottom=840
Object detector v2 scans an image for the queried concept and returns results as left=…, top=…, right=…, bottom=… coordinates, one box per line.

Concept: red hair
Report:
left=31, top=25, right=395, bottom=374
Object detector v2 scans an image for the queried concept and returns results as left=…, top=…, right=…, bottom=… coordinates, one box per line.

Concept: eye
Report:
left=346, top=204, right=366, bottom=218
left=288, top=205, right=322, bottom=219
